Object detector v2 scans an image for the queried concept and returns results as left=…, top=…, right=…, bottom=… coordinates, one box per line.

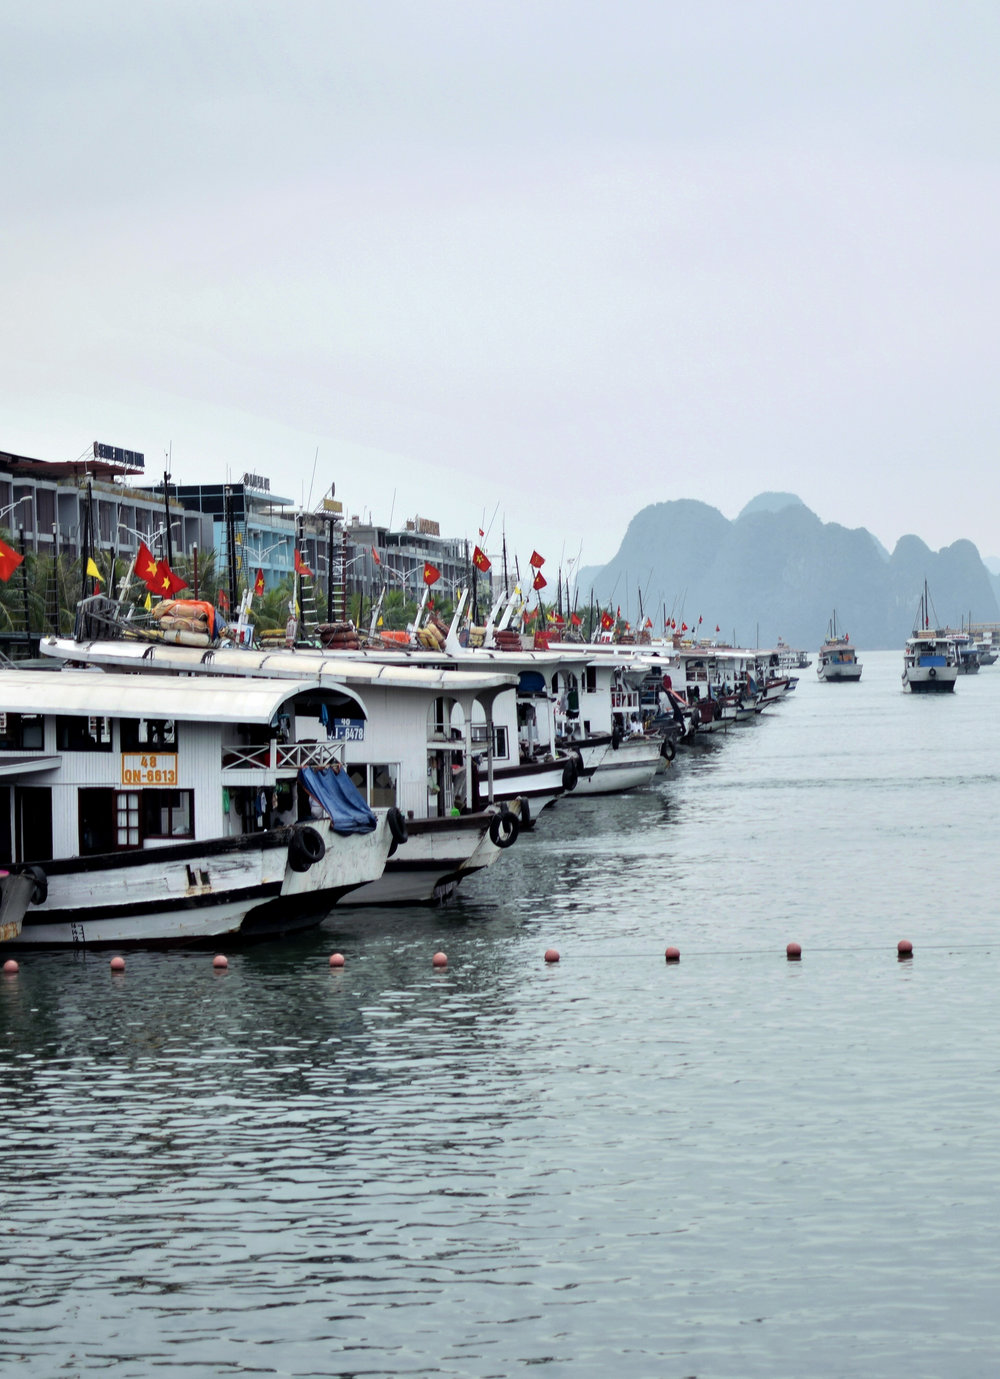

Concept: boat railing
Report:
left=221, top=741, right=345, bottom=773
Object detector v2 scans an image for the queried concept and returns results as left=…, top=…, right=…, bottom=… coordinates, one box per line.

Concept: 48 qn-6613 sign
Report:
left=121, top=753, right=178, bottom=786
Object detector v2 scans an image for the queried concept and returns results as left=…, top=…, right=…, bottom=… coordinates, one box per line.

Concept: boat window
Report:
left=0, top=713, right=44, bottom=751
left=142, top=789, right=194, bottom=839
left=584, top=668, right=598, bottom=694
left=115, top=790, right=142, bottom=848
left=369, top=764, right=398, bottom=809
left=470, top=723, right=509, bottom=759
left=56, top=716, right=113, bottom=751
left=120, top=718, right=177, bottom=750
left=343, top=764, right=399, bottom=808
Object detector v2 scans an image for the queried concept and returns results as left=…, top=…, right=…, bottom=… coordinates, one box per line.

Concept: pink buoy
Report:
left=3, top=958, right=18, bottom=974
left=544, top=948, right=560, bottom=964
left=664, top=946, right=680, bottom=963
left=897, top=939, right=913, bottom=959
left=786, top=942, right=802, bottom=960
left=109, top=955, right=125, bottom=972
left=212, top=954, right=228, bottom=969
left=432, top=951, right=448, bottom=968
left=329, top=952, right=345, bottom=968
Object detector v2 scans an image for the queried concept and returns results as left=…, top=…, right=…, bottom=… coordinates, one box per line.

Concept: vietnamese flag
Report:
left=423, top=561, right=441, bottom=586
left=157, top=561, right=188, bottom=596
left=371, top=545, right=381, bottom=566
left=600, top=611, right=613, bottom=631
left=294, top=549, right=312, bottom=577
left=681, top=622, right=688, bottom=632
left=570, top=612, right=582, bottom=626
left=136, top=540, right=160, bottom=591
left=532, top=570, right=547, bottom=591
left=218, top=588, right=230, bottom=612
left=0, top=538, right=23, bottom=582
left=472, top=545, right=491, bottom=573
left=529, top=550, right=544, bottom=569
left=254, top=568, right=265, bottom=597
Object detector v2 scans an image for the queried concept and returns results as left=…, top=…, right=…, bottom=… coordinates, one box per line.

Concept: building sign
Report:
left=121, top=753, right=179, bottom=786
left=242, top=472, right=271, bottom=492
left=331, top=718, right=365, bottom=742
left=93, top=441, right=144, bottom=471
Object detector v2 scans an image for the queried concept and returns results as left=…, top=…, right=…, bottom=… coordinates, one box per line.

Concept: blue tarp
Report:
left=299, top=767, right=378, bottom=835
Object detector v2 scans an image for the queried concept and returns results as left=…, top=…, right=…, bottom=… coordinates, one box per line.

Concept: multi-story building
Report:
left=0, top=444, right=208, bottom=566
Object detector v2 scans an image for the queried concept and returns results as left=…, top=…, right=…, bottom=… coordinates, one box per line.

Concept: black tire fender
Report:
left=289, top=825, right=326, bottom=873
left=660, top=737, right=676, bottom=762
left=387, top=806, right=408, bottom=845
left=562, top=756, right=579, bottom=791
left=518, top=797, right=531, bottom=828
left=611, top=725, right=622, bottom=751
left=25, top=865, right=47, bottom=906
left=489, top=809, right=519, bottom=849
left=929, top=666, right=937, bottom=679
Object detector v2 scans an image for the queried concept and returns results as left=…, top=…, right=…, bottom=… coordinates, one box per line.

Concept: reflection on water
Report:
left=3, top=651, right=1000, bottom=1376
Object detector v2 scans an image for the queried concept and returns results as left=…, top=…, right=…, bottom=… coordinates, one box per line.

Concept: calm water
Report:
left=4, top=648, right=1000, bottom=1378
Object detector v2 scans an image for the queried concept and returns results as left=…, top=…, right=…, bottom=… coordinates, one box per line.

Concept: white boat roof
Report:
left=0, top=667, right=342, bottom=724
left=41, top=637, right=519, bottom=695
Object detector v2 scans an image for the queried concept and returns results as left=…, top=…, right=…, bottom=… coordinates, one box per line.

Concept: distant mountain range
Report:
left=576, top=493, right=1000, bottom=650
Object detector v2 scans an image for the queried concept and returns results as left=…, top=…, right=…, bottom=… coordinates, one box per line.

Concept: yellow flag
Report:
left=86, top=558, right=103, bottom=582
left=144, top=592, right=152, bottom=611
left=377, top=616, right=384, bottom=627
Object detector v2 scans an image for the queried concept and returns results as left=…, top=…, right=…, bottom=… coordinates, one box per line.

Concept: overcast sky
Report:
left=3, top=1, right=999, bottom=577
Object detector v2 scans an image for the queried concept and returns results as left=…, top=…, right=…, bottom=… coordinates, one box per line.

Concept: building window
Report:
left=142, top=790, right=194, bottom=839
left=0, top=713, right=44, bottom=751
left=56, top=716, right=113, bottom=751
left=120, top=719, right=177, bottom=750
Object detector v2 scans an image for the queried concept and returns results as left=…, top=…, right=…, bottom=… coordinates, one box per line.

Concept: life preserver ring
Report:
left=929, top=667, right=937, bottom=679
left=25, top=865, right=47, bottom=906
left=387, top=807, right=408, bottom=845
left=562, top=756, right=579, bottom=791
left=289, top=825, right=326, bottom=873
left=611, top=725, right=622, bottom=751
left=660, top=738, right=676, bottom=762
left=489, top=810, right=519, bottom=849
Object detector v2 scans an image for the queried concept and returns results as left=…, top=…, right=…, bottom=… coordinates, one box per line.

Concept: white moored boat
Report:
left=42, top=625, right=530, bottom=907
left=817, top=612, right=862, bottom=682
left=0, top=668, right=398, bottom=948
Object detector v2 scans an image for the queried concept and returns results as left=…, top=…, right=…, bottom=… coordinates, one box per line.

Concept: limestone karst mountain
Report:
left=576, top=494, right=999, bottom=648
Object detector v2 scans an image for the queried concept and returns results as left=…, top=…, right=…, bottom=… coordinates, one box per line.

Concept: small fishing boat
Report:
left=817, top=613, right=862, bottom=682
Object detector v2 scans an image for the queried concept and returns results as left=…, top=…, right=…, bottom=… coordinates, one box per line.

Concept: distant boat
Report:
left=902, top=583, right=958, bottom=694
left=817, top=612, right=862, bottom=682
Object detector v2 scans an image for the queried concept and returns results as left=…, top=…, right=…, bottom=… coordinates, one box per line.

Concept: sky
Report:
left=3, top=1, right=1000, bottom=578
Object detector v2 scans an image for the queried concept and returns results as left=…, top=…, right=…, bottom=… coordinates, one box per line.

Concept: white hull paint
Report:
left=903, top=667, right=958, bottom=693
left=571, top=738, right=662, bottom=795
left=818, top=663, right=863, bottom=682
left=11, top=816, right=393, bottom=949
left=341, top=811, right=515, bottom=905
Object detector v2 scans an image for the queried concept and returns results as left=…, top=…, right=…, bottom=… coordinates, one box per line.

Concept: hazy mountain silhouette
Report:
left=576, top=494, right=999, bottom=648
